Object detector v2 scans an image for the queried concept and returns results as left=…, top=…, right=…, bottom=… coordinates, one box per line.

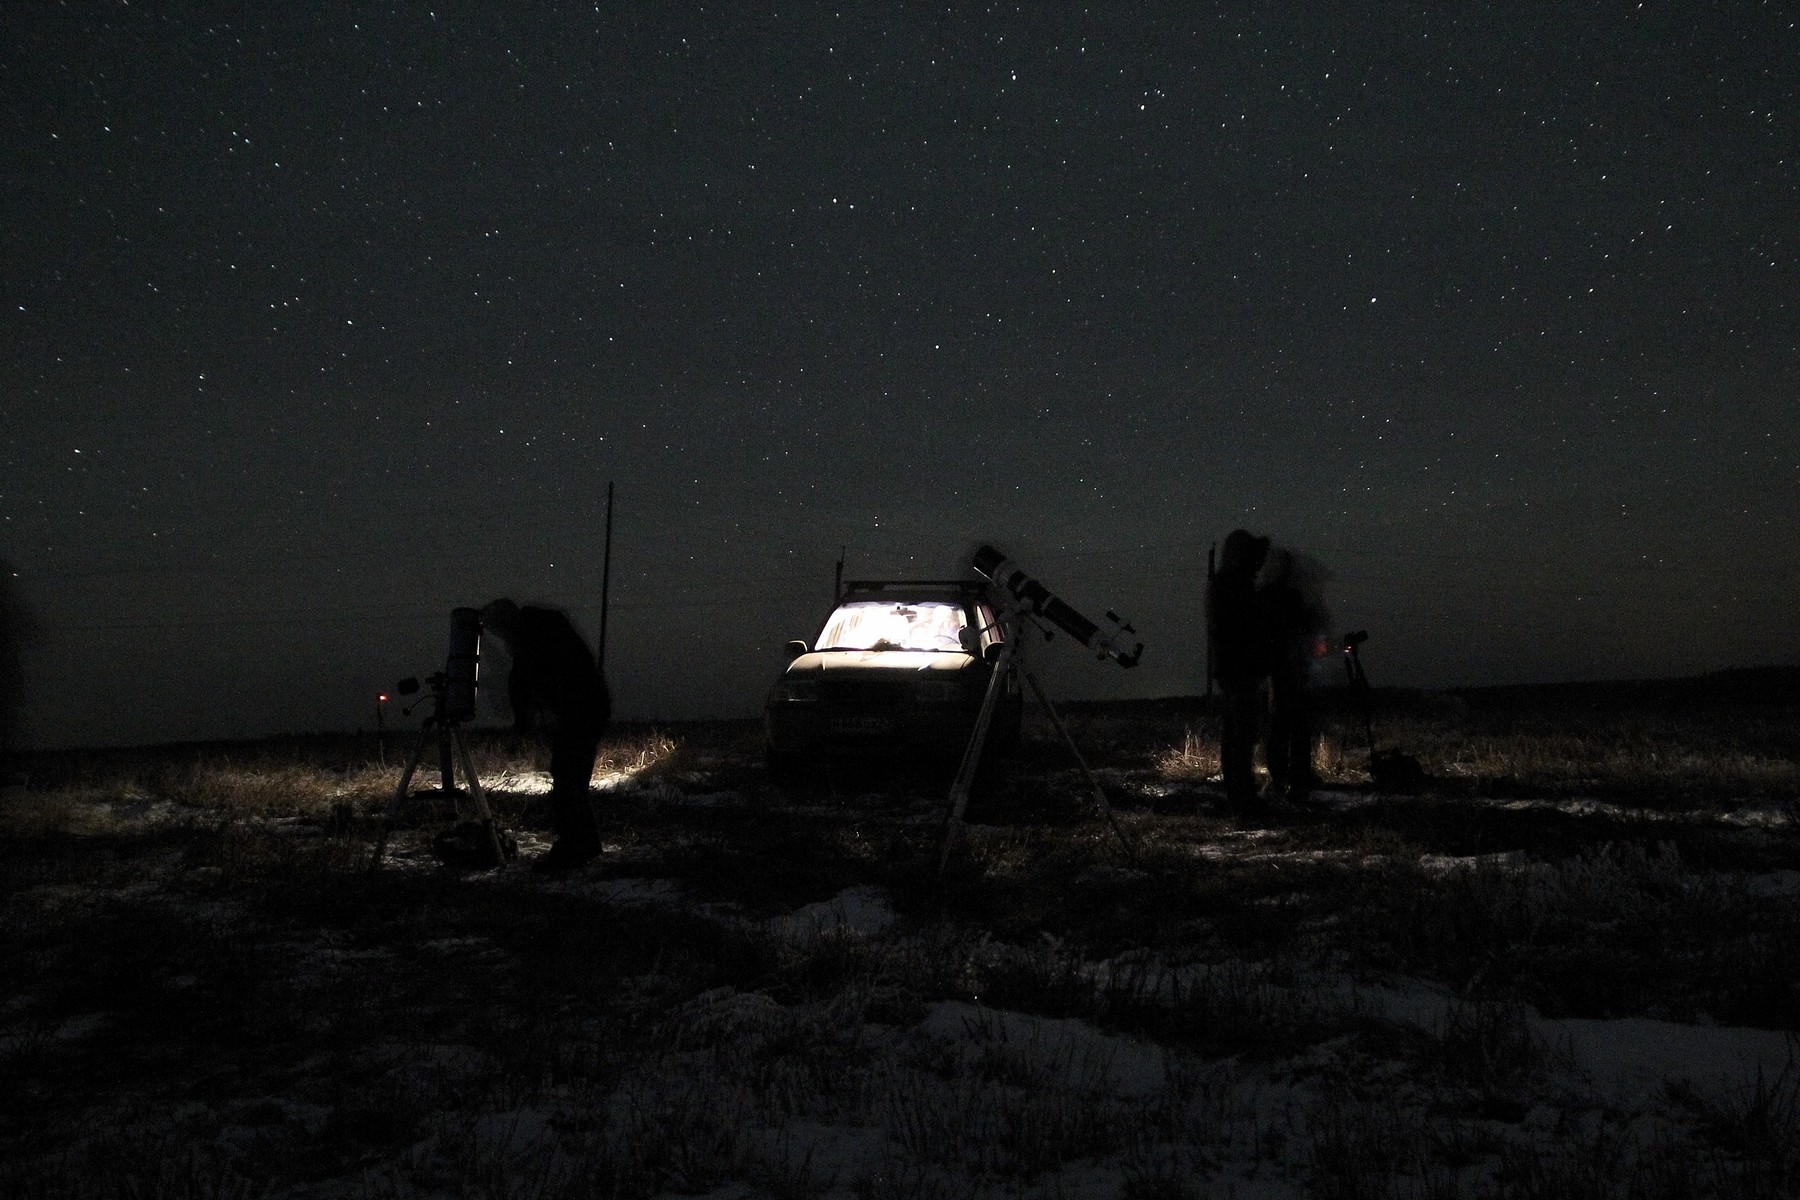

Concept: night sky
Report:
left=4, top=4, right=1796, bottom=750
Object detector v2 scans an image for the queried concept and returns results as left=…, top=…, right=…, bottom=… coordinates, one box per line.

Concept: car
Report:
left=764, top=578, right=1023, bottom=777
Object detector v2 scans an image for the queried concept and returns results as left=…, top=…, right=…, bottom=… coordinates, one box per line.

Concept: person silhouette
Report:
left=1258, top=547, right=1330, bottom=803
left=479, top=599, right=610, bottom=871
left=1208, top=530, right=1271, bottom=812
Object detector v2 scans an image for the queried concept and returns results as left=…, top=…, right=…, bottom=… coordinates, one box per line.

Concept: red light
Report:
left=377, top=693, right=389, bottom=703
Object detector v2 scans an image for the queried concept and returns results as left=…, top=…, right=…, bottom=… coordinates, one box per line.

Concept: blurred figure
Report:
left=479, top=599, right=610, bottom=871
left=1258, top=547, right=1331, bottom=803
left=1207, top=529, right=1270, bottom=811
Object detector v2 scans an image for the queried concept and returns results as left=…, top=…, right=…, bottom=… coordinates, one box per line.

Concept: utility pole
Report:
left=598, top=482, right=614, bottom=675
left=1205, top=541, right=1216, bottom=702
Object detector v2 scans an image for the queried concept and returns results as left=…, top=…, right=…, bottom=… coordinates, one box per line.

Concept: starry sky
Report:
left=4, top=3, right=1797, bottom=750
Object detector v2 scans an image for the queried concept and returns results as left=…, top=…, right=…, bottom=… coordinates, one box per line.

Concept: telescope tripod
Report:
left=938, top=614, right=1136, bottom=873
left=1341, top=638, right=1377, bottom=763
left=371, top=681, right=509, bottom=871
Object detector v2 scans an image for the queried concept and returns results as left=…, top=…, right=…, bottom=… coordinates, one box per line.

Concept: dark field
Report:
left=3, top=673, right=1799, bottom=1198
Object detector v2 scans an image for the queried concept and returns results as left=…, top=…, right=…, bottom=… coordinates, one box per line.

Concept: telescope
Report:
left=391, top=607, right=483, bottom=721
left=939, top=544, right=1142, bottom=872
left=971, top=545, right=1142, bottom=668
left=441, top=606, right=482, bottom=721
left=372, top=606, right=508, bottom=871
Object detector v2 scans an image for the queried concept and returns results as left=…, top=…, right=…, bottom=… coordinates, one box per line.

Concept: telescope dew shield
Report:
left=972, top=545, right=1143, bottom=668
left=444, top=607, right=482, bottom=722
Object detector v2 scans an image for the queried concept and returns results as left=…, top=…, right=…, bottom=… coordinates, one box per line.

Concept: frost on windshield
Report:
left=816, top=601, right=968, bottom=652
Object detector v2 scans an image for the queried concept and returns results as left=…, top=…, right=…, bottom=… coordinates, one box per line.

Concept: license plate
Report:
left=830, top=716, right=894, bottom=735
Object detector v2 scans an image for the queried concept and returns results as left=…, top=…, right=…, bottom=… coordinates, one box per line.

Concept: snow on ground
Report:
left=1548, top=1016, right=1798, bottom=1110
left=916, top=1000, right=1173, bottom=1100
left=7, top=768, right=1798, bottom=1198
left=770, top=883, right=900, bottom=940
left=612, top=871, right=1799, bottom=1195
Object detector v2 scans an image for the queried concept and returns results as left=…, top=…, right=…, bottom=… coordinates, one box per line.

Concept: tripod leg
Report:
left=938, top=640, right=1017, bottom=874
left=1019, top=666, right=1136, bottom=863
left=437, top=721, right=457, bottom=793
left=371, top=726, right=432, bottom=872
left=450, top=723, right=510, bottom=867
left=1349, top=648, right=1377, bottom=759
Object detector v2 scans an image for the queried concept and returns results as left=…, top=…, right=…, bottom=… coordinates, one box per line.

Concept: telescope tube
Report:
left=444, top=607, right=482, bottom=721
left=972, top=545, right=1142, bottom=667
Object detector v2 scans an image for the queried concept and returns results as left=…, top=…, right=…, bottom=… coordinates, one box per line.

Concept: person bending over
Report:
left=479, top=599, right=611, bottom=871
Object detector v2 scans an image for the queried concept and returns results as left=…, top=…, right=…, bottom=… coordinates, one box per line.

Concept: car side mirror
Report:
left=784, top=640, right=809, bottom=661
left=983, top=642, right=1005, bottom=664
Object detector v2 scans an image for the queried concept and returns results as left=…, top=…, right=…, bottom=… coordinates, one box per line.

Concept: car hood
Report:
left=787, top=650, right=977, bottom=676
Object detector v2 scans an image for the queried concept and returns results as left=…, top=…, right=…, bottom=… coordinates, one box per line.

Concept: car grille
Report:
left=820, top=679, right=910, bottom=709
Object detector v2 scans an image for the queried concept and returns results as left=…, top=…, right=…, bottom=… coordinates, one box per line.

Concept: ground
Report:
left=2, top=680, right=1799, bottom=1198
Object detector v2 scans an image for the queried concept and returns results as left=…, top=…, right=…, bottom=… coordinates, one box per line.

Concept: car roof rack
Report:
left=838, top=578, right=988, bottom=598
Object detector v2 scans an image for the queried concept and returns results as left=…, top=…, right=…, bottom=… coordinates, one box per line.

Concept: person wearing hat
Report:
left=479, top=599, right=610, bottom=871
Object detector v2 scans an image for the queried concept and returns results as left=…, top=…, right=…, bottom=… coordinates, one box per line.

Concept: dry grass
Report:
left=1382, top=711, right=1800, bottom=801
left=0, top=726, right=688, bottom=837
left=600, top=728, right=679, bottom=775
left=0, top=788, right=80, bottom=836
left=1143, top=682, right=1800, bottom=807
left=1153, top=723, right=1220, bottom=782
left=2, top=679, right=1798, bottom=1197
left=1155, top=721, right=1361, bottom=789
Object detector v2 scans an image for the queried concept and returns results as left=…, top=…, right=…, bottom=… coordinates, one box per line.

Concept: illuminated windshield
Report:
left=815, top=601, right=968, bottom=652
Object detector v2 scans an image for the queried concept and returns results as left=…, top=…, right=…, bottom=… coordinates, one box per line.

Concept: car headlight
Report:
left=770, top=678, right=819, bottom=703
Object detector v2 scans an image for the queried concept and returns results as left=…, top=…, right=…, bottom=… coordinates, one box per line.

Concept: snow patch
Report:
left=919, top=1001, right=1172, bottom=1100
left=1546, top=1016, right=1800, bottom=1109
left=770, top=885, right=898, bottom=940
